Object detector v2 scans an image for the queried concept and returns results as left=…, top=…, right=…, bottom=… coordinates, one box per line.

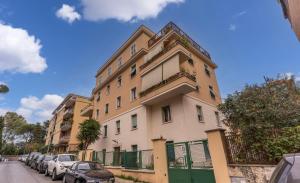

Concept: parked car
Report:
left=270, top=153, right=300, bottom=183
left=45, top=154, right=78, bottom=181
left=30, top=154, right=42, bottom=169
left=26, top=152, right=40, bottom=166
left=63, top=161, right=115, bottom=183
left=37, top=155, right=53, bottom=174
left=21, top=154, right=29, bottom=162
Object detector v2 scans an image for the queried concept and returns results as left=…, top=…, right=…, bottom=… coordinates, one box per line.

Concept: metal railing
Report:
left=59, top=136, right=70, bottom=144
left=148, top=22, right=211, bottom=59
left=60, top=121, right=72, bottom=131
left=92, top=150, right=154, bottom=170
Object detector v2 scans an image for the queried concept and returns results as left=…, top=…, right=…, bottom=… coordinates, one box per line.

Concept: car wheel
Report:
left=52, top=169, right=57, bottom=181
left=75, top=179, right=83, bottom=183
left=45, top=168, right=49, bottom=176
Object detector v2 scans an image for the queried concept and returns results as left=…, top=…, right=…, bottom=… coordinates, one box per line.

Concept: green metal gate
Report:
left=166, top=140, right=215, bottom=183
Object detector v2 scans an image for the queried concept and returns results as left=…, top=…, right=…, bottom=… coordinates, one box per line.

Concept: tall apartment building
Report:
left=81, top=22, right=223, bottom=153
left=45, top=94, right=91, bottom=153
left=279, top=0, right=300, bottom=41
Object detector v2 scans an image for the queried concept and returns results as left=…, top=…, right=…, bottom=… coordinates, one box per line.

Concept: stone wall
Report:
left=228, top=164, right=276, bottom=183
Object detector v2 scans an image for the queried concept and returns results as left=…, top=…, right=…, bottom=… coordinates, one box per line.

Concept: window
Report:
left=130, top=64, right=136, bottom=78
left=96, top=92, right=101, bottom=101
left=96, top=109, right=99, bottom=118
left=117, top=76, right=122, bottom=87
left=131, top=145, right=138, bottom=152
left=104, top=125, right=107, bottom=137
left=196, top=105, right=204, bottom=122
left=130, top=43, right=136, bottom=56
left=162, top=105, right=172, bottom=123
left=204, top=64, right=210, bottom=77
left=108, top=67, right=112, bottom=76
left=116, top=96, right=121, bottom=108
left=188, top=58, right=194, bottom=66
left=98, top=76, right=102, bottom=86
left=105, top=104, right=109, bottom=114
left=131, top=87, right=137, bottom=101
left=209, top=85, right=216, bottom=100
left=117, top=57, right=122, bottom=69
left=106, top=85, right=110, bottom=95
left=131, top=114, right=137, bottom=130
left=116, top=120, right=120, bottom=134
left=215, top=111, right=221, bottom=127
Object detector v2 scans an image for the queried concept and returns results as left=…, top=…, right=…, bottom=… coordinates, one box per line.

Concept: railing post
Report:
left=152, top=138, right=169, bottom=183
left=205, top=129, right=231, bottom=183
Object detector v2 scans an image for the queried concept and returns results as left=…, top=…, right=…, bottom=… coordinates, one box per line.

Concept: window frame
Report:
left=117, top=57, right=122, bottom=69
left=117, top=76, right=122, bottom=87
left=204, top=64, right=211, bottom=77
left=162, top=105, right=172, bottom=123
left=105, top=103, right=109, bottom=114
left=130, top=43, right=136, bottom=56
left=107, top=67, right=112, bottom=76
left=131, top=114, right=138, bottom=130
left=106, top=85, right=110, bottom=95
left=209, top=85, right=216, bottom=100
left=215, top=111, right=221, bottom=127
left=103, top=125, right=108, bottom=138
left=131, top=87, right=137, bottom=101
left=196, top=105, right=204, bottom=122
left=116, top=96, right=121, bottom=109
left=116, top=120, right=120, bottom=135
left=130, top=64, right=136, bottom=78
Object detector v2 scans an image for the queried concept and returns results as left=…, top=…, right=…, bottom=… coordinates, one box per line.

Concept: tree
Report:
left=0, top=116, right=4, bottom=151
left=0, top=84, right=9, bottom=93
left=77, top=119, right=100, bottom=160
left=219, top=77, right=300, bottom=161
left=3, top=112, right=27, bottom=142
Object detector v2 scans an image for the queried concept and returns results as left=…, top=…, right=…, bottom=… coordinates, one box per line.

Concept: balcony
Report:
left=60, top=121, right=72, bottom=132
left=59, top=136, right=70, bottom=144
left=148, top=22, right=211, bottom=60
left=140, top=72, right=197, bottom=105
left=63, top=108, right=74, bottom=119
left=80, top=104, right=93, bottom=117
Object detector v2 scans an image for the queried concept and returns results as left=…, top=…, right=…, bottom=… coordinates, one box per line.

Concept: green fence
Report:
left=92, top=149, right=154, bottom=170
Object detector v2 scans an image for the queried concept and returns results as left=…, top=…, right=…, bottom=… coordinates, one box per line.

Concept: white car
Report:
left=45, top=154, right=78, bottom=181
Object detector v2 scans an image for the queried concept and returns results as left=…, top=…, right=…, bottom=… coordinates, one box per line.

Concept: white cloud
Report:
left=82, top=0, right=185, bottom=22
left=56, top=4, right=81, bottom=23
left=233, top=11, right=247, bottom=18
left=16, top=94, right=63, bottom=122
left=229, top=24, right=237, bottom=31
left=0, top=108, right=9, bottom=116
left=0, top=23, right=47, bottom=73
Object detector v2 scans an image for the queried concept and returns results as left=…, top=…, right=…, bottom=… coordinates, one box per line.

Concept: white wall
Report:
left=90, top=106, right=151, bottom=152
left=91, top=95, right=222, bottom=152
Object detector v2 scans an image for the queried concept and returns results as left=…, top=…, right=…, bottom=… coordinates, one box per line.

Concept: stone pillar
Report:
left=206, top=129, right=231, bottom=183
left=152, top=138, right=169, bottom=183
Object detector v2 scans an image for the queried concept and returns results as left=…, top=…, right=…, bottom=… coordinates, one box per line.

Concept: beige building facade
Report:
left=45, top=94, right=91, bottom=153
left=280, top=0, right=300, bottom=40
left=81, top=22, right=223, bottom=152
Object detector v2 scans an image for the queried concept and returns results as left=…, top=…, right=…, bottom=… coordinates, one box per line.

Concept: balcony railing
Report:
left=140, top=71, right=196, bottom=97
left=59, top=136, right=70, bottom=144
left=60, top=121, right=72, bottom=132
left=148, top=22, right=211, bottom=60
left=80, top=104, right=93, bottom=117
left=63, top=108, right=74, bottom=119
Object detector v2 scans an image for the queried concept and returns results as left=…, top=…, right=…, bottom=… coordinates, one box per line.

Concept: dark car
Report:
left=26, top=152, right=40, bottom=166
left=37, top=155, right=53, bottom=174
left=270, top=153, right=300, bottom=183
left=63, top=161, right=115, bottom=183
left=30, top=154, right=42, bottom=169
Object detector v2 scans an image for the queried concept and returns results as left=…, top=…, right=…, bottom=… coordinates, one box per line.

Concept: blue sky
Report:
left=0, top=0, right=299, bottom=123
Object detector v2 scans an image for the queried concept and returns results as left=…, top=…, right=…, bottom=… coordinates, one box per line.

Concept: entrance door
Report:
left=166, top=140, right=215, bottom=183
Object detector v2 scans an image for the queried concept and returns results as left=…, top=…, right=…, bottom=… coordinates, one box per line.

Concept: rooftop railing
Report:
left=148, top=22, right=211, bottom=60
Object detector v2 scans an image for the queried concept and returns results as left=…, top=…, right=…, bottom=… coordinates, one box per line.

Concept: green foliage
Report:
left=1, top=143, right=19, bottom=155
left=0, top=84, right=9, bottom=93
left=77, top=119, right=101, bottom=151
left=219, top=77, right=300, bottom=162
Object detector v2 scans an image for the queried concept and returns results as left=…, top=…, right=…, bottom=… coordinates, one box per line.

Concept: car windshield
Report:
left=58, top=155, right=77, bottom=161
left=44, top=156, right=52, bottom=161
left=77, top=163, right=104, bottom=170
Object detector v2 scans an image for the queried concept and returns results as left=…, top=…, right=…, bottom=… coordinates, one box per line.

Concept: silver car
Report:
left=270, top=153, right=300, bottom=183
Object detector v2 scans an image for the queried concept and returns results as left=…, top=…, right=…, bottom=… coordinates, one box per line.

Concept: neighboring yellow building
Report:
left=81, top=22, right=223, bottom=152
left=45, top=94, right=91, bottom=153
left=279, top=0, right=300, bottom=41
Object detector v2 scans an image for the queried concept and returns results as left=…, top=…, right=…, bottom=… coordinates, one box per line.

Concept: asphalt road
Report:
left=0, top=161, right=126, bottom=183
left=0, top=161, right=60, bottom=183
